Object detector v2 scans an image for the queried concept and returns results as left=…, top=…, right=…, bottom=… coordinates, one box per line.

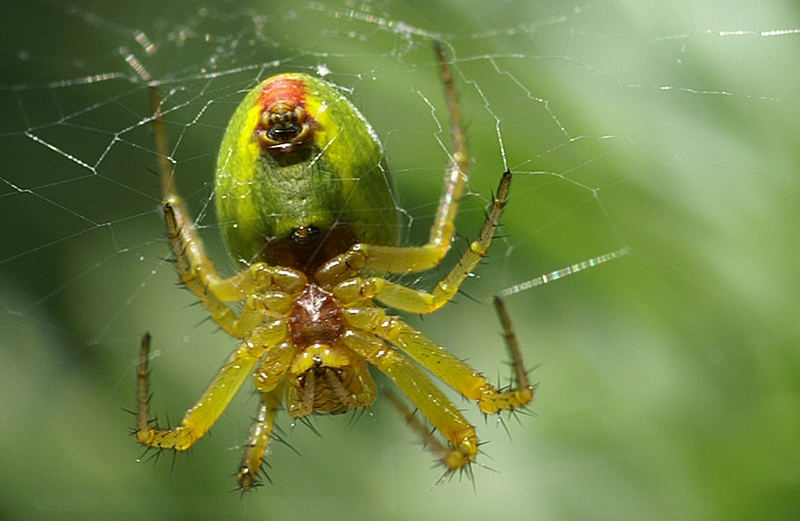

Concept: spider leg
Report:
left=343, top=300, right=532, bottom=415
left=136, top=320, right=289, bottom=451
left=238, top=386, right=284, bottom=491
left=342, top=330, right=478, bottom=470
left=383, top=389, right=454, bottom=466
left=316, top=42, right=469, bottom=284
left=236, top=341, right=295, bottom=490
left=332, top=171, right=510, bottom=314
left=150, top=87, right=306, bottom=338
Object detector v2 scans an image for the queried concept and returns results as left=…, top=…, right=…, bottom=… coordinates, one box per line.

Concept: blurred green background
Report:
left=1, top=1, right=798, bottom=520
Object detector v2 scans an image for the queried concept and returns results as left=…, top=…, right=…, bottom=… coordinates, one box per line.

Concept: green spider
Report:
left=136, top=42, right=532, bottom=490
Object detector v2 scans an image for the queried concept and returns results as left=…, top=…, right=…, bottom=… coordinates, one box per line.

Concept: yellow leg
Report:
left=323, top=170, right=511, bottom=309
left=491, top=296, right=534, bottom=412
left=237, top=342, right=296, bottom=490
left=162, top=199, right=308, bottom=337
left=136, top=320, right=289, bottom=450
left=342, top=330, right=478, bottom=470
left=428, top=40, right=469, bottom=254
left=150, top=87, right=306, bottom=338
left=342, top=301, right=532, bottom=414
left=316, top=42, right=471, bottom=285
left=252, top=341, right=295, bottom=393
left=237, top=387, right=283, bottom=490
left=150, top=87, right=241, bottom=335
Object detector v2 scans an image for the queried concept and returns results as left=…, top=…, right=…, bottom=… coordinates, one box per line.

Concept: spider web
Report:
left=1, top=1, right=799, bottom=520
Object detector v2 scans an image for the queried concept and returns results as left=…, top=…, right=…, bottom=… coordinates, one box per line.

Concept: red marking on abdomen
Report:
left=256, top=76, right=307, bottom=111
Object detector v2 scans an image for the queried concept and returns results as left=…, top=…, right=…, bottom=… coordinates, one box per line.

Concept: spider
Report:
left=135, top=42, right=533, bottom=490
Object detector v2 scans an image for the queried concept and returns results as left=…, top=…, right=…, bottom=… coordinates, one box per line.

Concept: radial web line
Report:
left=499, top=247, right=631, bottom=297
